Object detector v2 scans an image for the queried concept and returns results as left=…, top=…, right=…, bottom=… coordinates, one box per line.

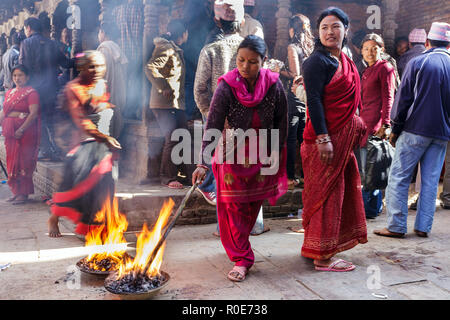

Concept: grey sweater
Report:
left=194, top=33, right=243, bottom=116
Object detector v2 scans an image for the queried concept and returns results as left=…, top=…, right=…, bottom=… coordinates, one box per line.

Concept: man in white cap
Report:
left=374, top=22, right=450, bottom=239
left=240, top=0, right=264, bottom=39
left=194, top=0, right=269, bottom=236
left=397, top=28, right=427, bottom=77
left=193, top=0, right=245, bottom=212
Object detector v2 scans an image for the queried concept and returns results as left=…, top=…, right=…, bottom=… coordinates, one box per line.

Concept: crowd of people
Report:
left=0, top=0, right=449, bottom=282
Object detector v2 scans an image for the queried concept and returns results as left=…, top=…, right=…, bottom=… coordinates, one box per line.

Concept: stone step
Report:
left=0, top=137, right=303, bottom=232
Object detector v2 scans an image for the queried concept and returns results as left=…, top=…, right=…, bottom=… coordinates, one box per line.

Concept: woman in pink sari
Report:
left=192, top=35, right=288, bottom=282
left=0, top=65, right=40, bottom=204
left=301, top=7, right=367, bottom=272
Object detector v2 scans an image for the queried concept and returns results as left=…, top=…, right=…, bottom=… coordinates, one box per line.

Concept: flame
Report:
left=116, top=198, right=175, bottom=278
left=84, top=197, right=129, bottom=270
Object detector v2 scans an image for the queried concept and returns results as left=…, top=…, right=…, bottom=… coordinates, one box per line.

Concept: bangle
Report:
left=196, top=164, right=209, bottom=171
left=315, top=135, right=331, bottom=145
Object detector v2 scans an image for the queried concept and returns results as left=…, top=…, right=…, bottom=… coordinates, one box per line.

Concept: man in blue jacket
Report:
left=19, top=17, right=74, bottom=161
left=374, top=22, right=450, bottom=238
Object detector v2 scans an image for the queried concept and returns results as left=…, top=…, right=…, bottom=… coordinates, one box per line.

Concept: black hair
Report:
left=38, top=12, right=51, bottom=34
left=238, top=35, right=267, bottom=59
left=395, top=36, right=409, bottom=44
left=317, top=7, right=349, bottom=29
left=429, top=39, right=450, bottom=48
left=100, top=22, right=120, bottom=42
left=12, top=31, right=26, bottom=46
left=24, top=17, right=43, bottom=33
left=361, top=33, right=385, bottom=49
left=11, top=64, right=30, bottom=76
left=315, top=7, right=350, bottom=49
left=411, top=42, right=425, bottom=46
left=351, top=29, right=367, bottom=47
left=289, top=14, right=314, bottom=57
left=220, top=19, right=241, bottom=34
left=162, top=19, right=187, bottom=41
left=244, top=5, right=255, bottom=16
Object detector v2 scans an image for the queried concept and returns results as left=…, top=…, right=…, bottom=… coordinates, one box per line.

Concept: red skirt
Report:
left=301, top=116, right=368, bottom=260
left=3, top=117, right=39, bottom=196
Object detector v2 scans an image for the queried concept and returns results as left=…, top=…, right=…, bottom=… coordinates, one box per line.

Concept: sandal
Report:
left=164, top=181, right=184, bottom=189
left=250, top=225, right=270, bottom=236
left=12, top=199, right=29, bottom=205
left=227, top=266, right=248, bottom=282
left=6, top=195, right=17, bottom=202
left=315, top=259, right=355, bottom=272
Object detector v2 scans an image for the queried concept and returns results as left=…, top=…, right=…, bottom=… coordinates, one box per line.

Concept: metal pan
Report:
left=104, top=270, right=170, bottom=300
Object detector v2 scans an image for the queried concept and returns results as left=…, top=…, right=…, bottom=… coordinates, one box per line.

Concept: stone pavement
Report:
left=1, top=181, right=450, bottom=300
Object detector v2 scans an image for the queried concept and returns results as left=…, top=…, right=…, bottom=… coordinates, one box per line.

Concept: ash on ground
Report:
left=105, top=273, right=167, bottom=294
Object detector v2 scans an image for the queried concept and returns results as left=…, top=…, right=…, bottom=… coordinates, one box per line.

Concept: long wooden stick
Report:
left=0, top=158, right=7, bottom=178
left=134, top=182, right=199, bottom=280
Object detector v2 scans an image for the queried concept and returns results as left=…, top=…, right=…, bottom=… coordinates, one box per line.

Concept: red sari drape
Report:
left=2, top=87, right=40, bottom=196
left=301, top=53, right=368, bottom=260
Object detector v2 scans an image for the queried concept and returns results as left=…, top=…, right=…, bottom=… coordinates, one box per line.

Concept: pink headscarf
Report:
left=218, top=68, right=279, bottom=108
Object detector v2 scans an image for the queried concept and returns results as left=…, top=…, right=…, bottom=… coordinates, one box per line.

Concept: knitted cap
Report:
left=214, top=0, right=245, bottom=22
left=408, top=28, right=427, bottom=43
left=428, top=22, right=450, bottom=42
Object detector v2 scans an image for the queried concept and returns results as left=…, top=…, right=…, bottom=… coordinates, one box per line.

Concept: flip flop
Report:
left=164, top=181, right=184, bottom=189
left=315, top=259, right=355, bottom=272
left=250, top=226, right=270, bottom=236
left=12, top=199, right=29, bottom=205
left=6, top=196, right=17, bottom=202
left=227, top=266, right=248, bottom=282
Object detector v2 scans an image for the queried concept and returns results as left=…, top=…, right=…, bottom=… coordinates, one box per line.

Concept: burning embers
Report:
left=105, top=199, right=174, bottom=296
left=77, top=197, right=129, bottom=275
left=75, top=193, right=176, bottom=297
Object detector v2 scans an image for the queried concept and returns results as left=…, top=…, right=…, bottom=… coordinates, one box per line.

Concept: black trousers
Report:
left=287, top=92, right=306, bottom=180
left=152, top=108, right=188, bottom=185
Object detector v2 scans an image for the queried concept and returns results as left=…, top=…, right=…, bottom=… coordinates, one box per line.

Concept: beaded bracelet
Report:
left=315, top=135, right=331, bottom=145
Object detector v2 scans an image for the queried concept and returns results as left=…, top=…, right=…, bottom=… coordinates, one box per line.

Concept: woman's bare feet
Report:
left=288, top=226, right=305, bottom=233
left=48, top=214, right=62, bottom=238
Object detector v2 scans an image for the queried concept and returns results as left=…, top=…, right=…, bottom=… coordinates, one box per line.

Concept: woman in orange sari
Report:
left=0, top=65, right=40, bottom=205
left=301, top=7, right=367, bottom=272
left=47, top=51, right=121, bottom=237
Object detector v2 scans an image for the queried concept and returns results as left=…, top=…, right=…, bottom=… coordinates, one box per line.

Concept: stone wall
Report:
left=395, top=0, right=450, bottom=37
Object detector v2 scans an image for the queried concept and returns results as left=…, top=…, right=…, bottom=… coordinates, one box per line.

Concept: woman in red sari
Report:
left=192, top=35, right=288, bottom=282
left=0, top=65, right=40, bottom=205
left=301, top=7, right=367, bottom=272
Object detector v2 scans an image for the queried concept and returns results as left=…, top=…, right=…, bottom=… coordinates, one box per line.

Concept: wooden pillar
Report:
left=382, top=0, right=400, bottom=54
left=99, top=0, right=117, bottom=25
left=69, top=0, right=82, bottom=57
left=274, top=0, right=291, bottom=60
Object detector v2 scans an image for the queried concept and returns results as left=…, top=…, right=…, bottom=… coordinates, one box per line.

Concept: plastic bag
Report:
left=363, top=136, right=395, bottom=190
